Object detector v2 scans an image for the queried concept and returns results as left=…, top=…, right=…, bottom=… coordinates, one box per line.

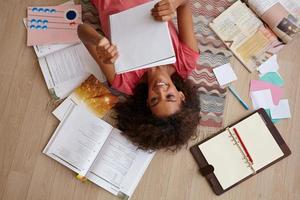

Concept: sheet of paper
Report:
left=199, top=130, right=253, bottom=190
left=259, top=72, right=284, bottom=86
left=213, top=63, right=237, bottom=86
left=27, top=4, right=82, bottom=46
left=270, top=99, right=291, bottom=119
left=250, top=79, right=284, bottom=105
left=52, top=97, right=77, bottom=120
left=265, top=109, right=281, bottom=123
left=230, top=112, right=284, bottom=171
left=257, top=55, right=279, bottom=75
left=109, top=0, right=175, bottom=74
left=45, top=105, right=113, bottom=176
left=250, top=89, right=275, bottom=109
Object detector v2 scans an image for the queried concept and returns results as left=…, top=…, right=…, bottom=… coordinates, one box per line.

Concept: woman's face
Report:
left=147, top=70, right=185, bottom=117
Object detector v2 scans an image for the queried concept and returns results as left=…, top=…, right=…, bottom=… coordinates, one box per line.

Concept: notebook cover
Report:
left=190, top=108, right=291, bottom=195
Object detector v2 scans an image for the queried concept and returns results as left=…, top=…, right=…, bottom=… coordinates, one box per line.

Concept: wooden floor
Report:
left=1, top=1, right=300, bottom=200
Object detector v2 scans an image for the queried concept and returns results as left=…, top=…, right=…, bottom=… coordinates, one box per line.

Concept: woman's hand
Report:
left=151, top=0, right=187, bottom=21
left=96, top=37, right=119, bottom=64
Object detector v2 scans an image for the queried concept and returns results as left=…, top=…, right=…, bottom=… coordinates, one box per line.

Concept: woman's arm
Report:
left=151, top=0, right=198, bottom=52
left=77, top=24, right=118, bottom=84
left=176, top=3, right=198, bottom=52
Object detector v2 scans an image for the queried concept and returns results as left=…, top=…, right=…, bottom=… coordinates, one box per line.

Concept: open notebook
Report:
left=190, top=109, right=291, bottom=195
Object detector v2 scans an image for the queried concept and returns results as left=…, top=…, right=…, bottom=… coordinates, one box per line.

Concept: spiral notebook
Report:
left=190, top=109, right=291, bottom=195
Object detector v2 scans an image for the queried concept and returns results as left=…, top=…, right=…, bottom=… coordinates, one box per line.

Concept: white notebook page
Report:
left=110, top=0, right=175, bottom=74
left=87, top=128, right=154, bottom=197
left=199, top=131, right=253, bottom=190
left=45, top=105, right=113, bottom=175
left=199, top=112, right=284, bottom=190
left=230, top=113, right=284, bottom=171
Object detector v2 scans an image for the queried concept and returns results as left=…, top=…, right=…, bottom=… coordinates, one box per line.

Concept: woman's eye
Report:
left=150, top=97, right=158, bottom=104
left=166, top=94, right=175, bottom=99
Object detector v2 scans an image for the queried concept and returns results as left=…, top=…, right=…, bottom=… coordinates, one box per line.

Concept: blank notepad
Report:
left=109, top=1, right=175, bottom=74
left=199, top=113, right=284, bottom=190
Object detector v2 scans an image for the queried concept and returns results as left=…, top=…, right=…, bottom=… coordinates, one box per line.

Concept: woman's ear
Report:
left=179, top=91, right=185, bottom=102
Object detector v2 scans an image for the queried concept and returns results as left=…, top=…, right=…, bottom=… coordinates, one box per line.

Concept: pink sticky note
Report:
left=27, top=5, right=82, bottom=46
left=250, top=80, right=284, bottom=105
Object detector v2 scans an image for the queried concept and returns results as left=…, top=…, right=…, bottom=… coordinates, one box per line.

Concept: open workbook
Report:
left=35, top=42, right=106, bottom=100
left=44, top=76, right=154, bottom=199
left=109, top=0, right=176, bottom=74
left=210, top=0, right=300, bottom=72
left=190, top=109, right=291, bottom=195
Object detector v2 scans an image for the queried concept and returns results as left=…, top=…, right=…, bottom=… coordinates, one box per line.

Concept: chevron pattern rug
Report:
left=80, top=0, right=237, bottom=136
left=187, top=0, right=237, bottom=136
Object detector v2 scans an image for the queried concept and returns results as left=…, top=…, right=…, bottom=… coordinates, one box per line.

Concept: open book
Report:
left=44, top=103, right=155, bottom=199
left=210, top=0, right=300, bottom=72
left=109, top=0, right=176, bottom=74
left=35, top=42, right=107, bottom=100
left=190, top=109, right=291, bottom=195
left=45, top=77, right=154, bottom=199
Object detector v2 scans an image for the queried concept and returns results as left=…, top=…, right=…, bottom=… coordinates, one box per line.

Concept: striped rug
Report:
left=187, top=0, right=237, bottom=136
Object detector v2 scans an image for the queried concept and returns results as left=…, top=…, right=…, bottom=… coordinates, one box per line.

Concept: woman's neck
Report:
left=140, top=65, right=175, bottom=83
left=148, top=65, right=175, bottom=75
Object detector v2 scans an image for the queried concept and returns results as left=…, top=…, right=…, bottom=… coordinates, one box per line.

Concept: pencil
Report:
left=228, top=85, right=249, bottom=110
left=233, top=128, right=253, bottom=164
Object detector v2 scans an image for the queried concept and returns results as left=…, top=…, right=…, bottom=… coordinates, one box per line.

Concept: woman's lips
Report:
left=155, top=80, right=169, bottom=86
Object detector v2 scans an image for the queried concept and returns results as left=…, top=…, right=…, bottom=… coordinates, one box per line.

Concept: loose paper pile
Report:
left=250, top=55, right=291, bottom=122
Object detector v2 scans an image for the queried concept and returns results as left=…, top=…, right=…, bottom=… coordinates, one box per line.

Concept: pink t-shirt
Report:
left=92, top=0, right=200, bottom=95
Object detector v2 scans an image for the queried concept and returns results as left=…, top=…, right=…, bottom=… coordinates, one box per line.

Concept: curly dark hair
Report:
left=114, top=73, right=200, bottom=151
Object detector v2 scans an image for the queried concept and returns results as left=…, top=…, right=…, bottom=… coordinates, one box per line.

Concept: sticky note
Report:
left=257, top=55, right=279, bottom=75
left=250, top=80, right=284, bottom=105
left=250, top=89, right=275, bottom=109
left=265, top=109, right=280, bottom=124
left=270, top=99, right=291, bottom=119
left=213, top=63, right=237, bottom=86
left=259, top=72, right=284, bottom=86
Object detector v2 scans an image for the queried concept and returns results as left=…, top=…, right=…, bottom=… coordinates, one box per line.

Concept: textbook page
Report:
left=43, top=105, right=113, bottom=176
left=248, top=0, right=300, bottom=43
left=210, top=0, right=284, bottom=72
left=110, top=0, right=175, bottom=74
left=39, top=43, right=106, bottom=99
left=229, top=112, right=284, bottom=171
left=199, top=130, right=253, bottom=190
left=86, top=128, right=155, bottom=197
